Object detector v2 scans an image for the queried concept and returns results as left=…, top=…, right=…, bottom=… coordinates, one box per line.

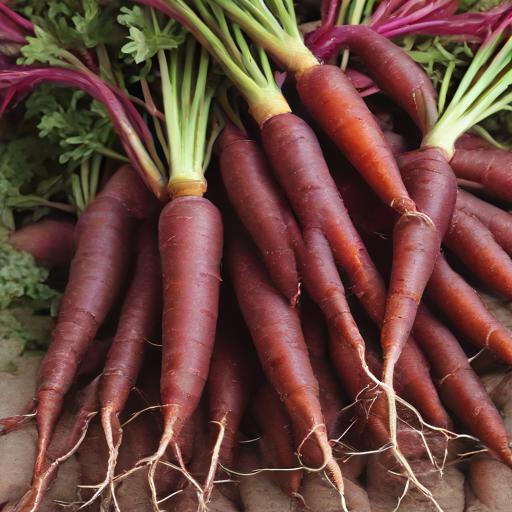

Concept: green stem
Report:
left=89, top=154, right=102, bottom=201
left=95, top=147, right=129, bottom=162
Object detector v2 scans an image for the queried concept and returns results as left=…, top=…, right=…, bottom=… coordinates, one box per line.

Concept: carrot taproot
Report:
left=204, top=303, right=258, bottom=488
left=252, top=383, right=303, bottom=497
left=381, top=147, right=456, bottom=378
left=295, top=68, right=415, bottom=214
left=456, top=189, right=512, bottom=256
left=150, top=196, right=223, bottom=485
left=306, top=25, right=439, bottom=135
left=77, top=336, right=113, bottom=382
left=300, top=299, right=345, bottom=438
left=450, top=147, right=512, bottom=203
left=14, top=377, right=100, bottom=512
left=228, top=229, right=344, bottom=494
left=31, top=165, right=157, bottom=479
left=427, top=254, right=512, bottom=364
left=444, top=209, right=512, bottom=299
left=412, top=305, right=512, bottom=466
left=87, top=218, right=162, bottom=503
left=217, top=122, right=300, bottom=305
left=9, top=218, right=76, bottom=269
left=336, top=170, right=512, bottom=460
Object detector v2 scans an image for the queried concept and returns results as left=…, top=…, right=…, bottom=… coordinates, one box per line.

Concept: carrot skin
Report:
left=228, top=229, right=334, bottom=472
left=159, top=196, right=223, bottom=439
left=315, top=26, right=438, bottom=135
left=338, top=170, right=512, bottom=364
left=99, top=218, right=162, bottom=439
left=451, top=148, right=512, bottom=203
left=217, top=123, right=300, bottom=304
left=9, top=218, right=76, bottom=268
left=300, top=300, right=345, bottom=438
left=252, top=383, right=303, bottom=496
left=445, top=209, right=512, bottom=299
left=382, top=148, right=457, bottom=368
left=301, top=227, right=367, bottom=359
left=456, top=189, right=512, bottom=256
left=14, top=377, right=100, bottom=512
left=412, top=305, right=512, bottom=466
left=295, top=65, right=415, bottom=213
left=427, top=254, right=512, bottom=364
left=34, top=166, right=156, bottom=476
left=207, top=315, right=258, bottom=469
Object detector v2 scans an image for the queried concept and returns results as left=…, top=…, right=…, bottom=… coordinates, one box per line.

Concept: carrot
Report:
left=300, top=299, right=345, bottom=438
left=412, top=305, right=512, bottom=466
left=88, top=218, right=162, bottom=502
left=14, top=377, right=100, bottom=512
left=450, top=147, right=512, bottom=203
left=217, top=122, right=300, bottom=304
left=444, top=208, right=512, bottom=299
left=228, top=229, right=344, bottom=494
left=31, top=165, right=157, bottom=479
left=307, top=25, right=439, bottom=135
left=77, top=336, right=113, bottom=382
left=295, top=65, right=415, bottom=214
left=335, top=170, right=512, bottom=460
left=456, top=189, right=512, bottom=256
left=252, top=383, right=303, bottom=497
left=153, top=195, right=223, bottom=483
left=204, top=303, right=258, bottom=491
left=427, top=254, right=512, bottom=364
left=9, top=218, right=76, bottom=269
left=382, top=147, right=456, bottom=369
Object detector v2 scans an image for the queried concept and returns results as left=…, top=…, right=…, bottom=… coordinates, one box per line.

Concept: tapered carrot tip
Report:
left=488, top=330, right=512, bottom=365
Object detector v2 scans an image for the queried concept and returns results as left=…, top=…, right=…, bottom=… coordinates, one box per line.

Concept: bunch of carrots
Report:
left=2, top=0, right=512, bottom=510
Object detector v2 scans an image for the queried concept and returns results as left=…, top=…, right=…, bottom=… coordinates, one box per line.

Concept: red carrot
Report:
left=412, top=305, right=512, bottom=466
left=382, top=147, right=456, bottom=373
left=217, top=122, right=300, bottom=305
left=444, top=209, right=512, bottom=299
left=87, top=219, right=162, bottom=503
left=295, top=67, right=415, bottom=214
left=14, top=377, right=100, bottom=512
left=31, top=166, right=157, bottom=479
left=456, top=189, right=512, bottom=256
left=204, top=304, right=258, bottom=487
left=9, top=218, right=76, bottom=269
left=228, top=229, right=344, bottom=494
left=308, top=25, right=439, bottom=135
left=300, top=299, right=345, bottom=438
left=151, top=196, right=223, bottom=484
left=450, top=147, right=512, bottom=203
left=427, top=254, right=512, bottom=364
left=252, top=383, right=303, bottom=497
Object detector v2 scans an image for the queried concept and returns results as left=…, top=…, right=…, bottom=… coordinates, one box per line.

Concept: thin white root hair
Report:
left=79, top=408, right=122, bottom=510
left=392, top=479, right=410, bottom=512
left=120, top=405, right=162, bottom=428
